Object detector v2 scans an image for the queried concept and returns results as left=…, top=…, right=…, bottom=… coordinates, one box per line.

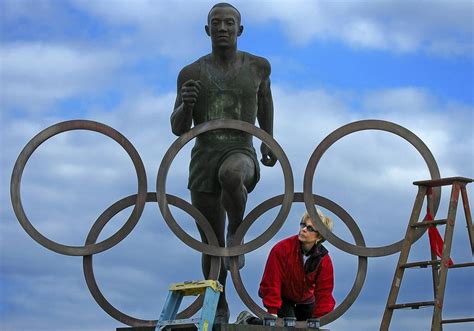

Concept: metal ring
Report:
left=156, top=119, right=294, bottom=256
left=303, top=119, right=441, bottom=257
left=11, top=118, right=444, bottom=327
left=229, top=192, right=368, bottom=326
left=10, top=120, right=148, bottom=256
left=83, top=192, right=221, bottom=326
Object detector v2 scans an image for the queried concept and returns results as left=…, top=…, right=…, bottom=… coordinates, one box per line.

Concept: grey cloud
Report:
left=0, top=43, right=124, bottom=111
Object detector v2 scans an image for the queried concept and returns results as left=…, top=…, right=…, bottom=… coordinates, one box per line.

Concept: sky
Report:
left=1, top=0, right=473, bottom=330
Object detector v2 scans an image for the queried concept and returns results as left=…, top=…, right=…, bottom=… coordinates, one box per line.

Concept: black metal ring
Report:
left=10, top=120, right=148, bottom=256
left=83, top=192, right=221, bottom=326
left=303, top=119, right=441, bottom=257
left=156, top=119, right=294, bottom=256
left=229, top=192, right=368, bottom=326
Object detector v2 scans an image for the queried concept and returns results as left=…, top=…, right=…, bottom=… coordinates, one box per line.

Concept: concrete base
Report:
left=216, top=325, right=329, bottom=331
left=117, top=325, right=329, bottom=331
left=116, top=327, right=156, bottom=331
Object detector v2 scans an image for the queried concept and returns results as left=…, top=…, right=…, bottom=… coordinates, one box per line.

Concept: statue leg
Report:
left=191, top=190, right=229, bottom=324
left=218, top=153, right=255, bottom=270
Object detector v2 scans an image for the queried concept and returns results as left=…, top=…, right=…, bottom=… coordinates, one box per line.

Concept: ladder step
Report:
left=161, top=318, right=200, bottom=326
left=158, top=319, right=200, bottom=330
left=413, top=176, right=473, bottom=187
left=411, top=219, right=447, bottom=228
left=441, top=317, right=474, bottom=324
left=388, top=301, right=435, bottom=310
left=400, top=261, right=474, bottom=269
left=449, top=262, right=474, bottom=269
left=401, top=260, right=440, bottom=269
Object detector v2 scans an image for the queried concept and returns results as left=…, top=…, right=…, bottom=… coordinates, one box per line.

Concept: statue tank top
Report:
left=193, top=52, right=259, bottom=146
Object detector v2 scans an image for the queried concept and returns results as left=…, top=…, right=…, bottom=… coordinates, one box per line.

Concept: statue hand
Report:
left=181, top=79, right=201, bottom=111
left=260, top=142, right=277, bottom=167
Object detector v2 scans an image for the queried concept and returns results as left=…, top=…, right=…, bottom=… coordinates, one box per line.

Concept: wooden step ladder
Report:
left=380, top=177, right=474, bottom=331
left=156, top=280, right=223, bottom=331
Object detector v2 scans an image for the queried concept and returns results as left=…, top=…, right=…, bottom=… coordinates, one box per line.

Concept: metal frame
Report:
left=156, top=119, right=294, bottom=257
left=13, top=119, right=466, bottom=329
left=303, top=119, right=441, bottom=257
left=10, top=120, right=148, bottom=256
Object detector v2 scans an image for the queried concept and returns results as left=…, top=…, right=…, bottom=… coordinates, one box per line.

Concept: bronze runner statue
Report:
left=170, top=3, right=276, bottom=323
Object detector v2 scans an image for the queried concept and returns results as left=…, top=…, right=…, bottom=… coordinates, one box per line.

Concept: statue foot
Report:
left=214, top=306, right=230, bottom=325
left=223, top=254, right=245, bottom=271
left=224, top=234, right=245, bottom=270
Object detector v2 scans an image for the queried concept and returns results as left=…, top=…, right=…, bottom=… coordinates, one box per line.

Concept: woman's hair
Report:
left=301, top=208, right=334, bottom=236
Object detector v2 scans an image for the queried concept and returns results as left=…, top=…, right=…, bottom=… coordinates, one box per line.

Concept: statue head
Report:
left=205, top=3, right=244, bottom=49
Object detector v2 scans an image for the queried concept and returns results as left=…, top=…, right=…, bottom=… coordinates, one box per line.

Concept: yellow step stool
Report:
left=156, top=280, right=223, bottom=331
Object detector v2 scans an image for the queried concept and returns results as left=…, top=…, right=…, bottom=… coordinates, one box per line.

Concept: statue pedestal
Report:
left=116, top=325, right=330, bottom=331
left=116, top=327, right=157, bottom=331
left=215, top=325, right=329, bottom=331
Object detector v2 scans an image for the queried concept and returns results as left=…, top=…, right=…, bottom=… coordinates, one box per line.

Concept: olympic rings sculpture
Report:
left=10, top=119, right=441, bottom=327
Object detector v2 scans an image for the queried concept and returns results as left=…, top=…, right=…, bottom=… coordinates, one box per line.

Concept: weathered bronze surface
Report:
left=170, top=3, right=278, bottom=319
left=156, top=119, right=294, bottom=257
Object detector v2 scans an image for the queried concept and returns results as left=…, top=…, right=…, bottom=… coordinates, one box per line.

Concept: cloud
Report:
left=0, top=42, right=123, bottom=111
left=361, top=87, right=474, bottom=176
left=254, top=85, right=473, bottom=251
left=2, top=83, right=472, bottom=330
left=69, top=0, right=210, bottom=60
left=240, top=0, right=473, bottom=56
left=2, top=0, right=472, bottom=62
left=272, top=85, right=473, bottom=186
left=1, top=1, right=472, bottom=329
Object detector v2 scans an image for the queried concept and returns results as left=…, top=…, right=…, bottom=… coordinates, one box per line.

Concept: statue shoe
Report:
left=214, top=307, right=230, bottom=325
left=224, top=234, right=245, bottom=270
left=235, top=311, right=255, bottom=325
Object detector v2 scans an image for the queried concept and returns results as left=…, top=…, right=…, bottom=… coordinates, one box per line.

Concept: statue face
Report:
left=206, top=6, right=242, bottom=48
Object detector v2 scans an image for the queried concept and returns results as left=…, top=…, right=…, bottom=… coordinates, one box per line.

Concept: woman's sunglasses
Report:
left=299, top=222, right=317, bottom=233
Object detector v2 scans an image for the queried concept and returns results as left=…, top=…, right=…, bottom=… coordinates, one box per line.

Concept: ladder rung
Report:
left=161, top=318, right=200, bottom=326
left=401, top=260, right=440, bottom=269
left=388, top=301, right=435, bottom=310
left=441, top=317, right=474, bottom=324
left=411, top=219, right=447, bottom=228
left=449, top=262, right=474, bottom=269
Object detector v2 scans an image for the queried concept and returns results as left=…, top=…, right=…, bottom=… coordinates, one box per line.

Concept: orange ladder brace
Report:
left=380, top=177, right=474, bottom=330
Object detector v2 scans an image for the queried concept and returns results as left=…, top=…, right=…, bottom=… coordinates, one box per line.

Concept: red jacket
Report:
left=258, top=235, right=335, bottom=317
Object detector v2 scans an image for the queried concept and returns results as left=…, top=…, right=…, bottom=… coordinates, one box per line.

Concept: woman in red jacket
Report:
left=258, top=208, right=335, bottom=320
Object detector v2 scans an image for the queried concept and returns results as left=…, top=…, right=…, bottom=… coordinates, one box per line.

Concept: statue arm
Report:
left=170, top=67, right=200, bottom=136
left=257, top=59, right=277, bottom=167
